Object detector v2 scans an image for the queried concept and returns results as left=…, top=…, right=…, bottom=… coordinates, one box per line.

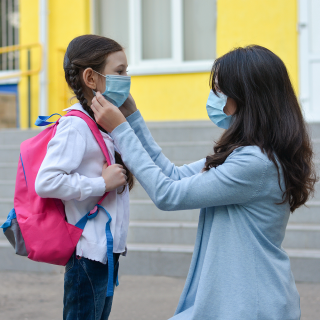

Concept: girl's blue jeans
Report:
left=63, top=251, right=120, bottom=320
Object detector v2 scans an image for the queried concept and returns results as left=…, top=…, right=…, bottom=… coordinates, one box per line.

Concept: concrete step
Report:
left=0, top=197, right=319, bottom=224
left=132, top=180, right=320, bottom=202
left=0, top=198, right=200, bottom=222
left=140, top=120, right=223, bottom=143
left=2, top=171, right=320, bottom=203
left=1, top=216, right=320, bottom=250
left=285, top=248, right=320, bottom=282
left=0, top=165, right=17, bottom=181
left=130, top=182, right=150, bottom=200
left=0, top=122, right=318, bottom=146
left=283, top=224, right=320, bottom=249
left=0, top=129, right=41, bottom=145
left=290, top=202, right=320, bottom=224
left=0, top=122, right=223, bottom=145
left=0, top=198, right=13, bottom=218
left=0, top=142, right=213, bottom=163
left=121, top=245, right=320, bottom=282
left=308, top=123, right=320, bottom=139
left=129, top=200, right=199, bottom=222
left=127, top=221, right=197, bottom=245
left=1, top=239, right=319, bottom=282
left=0, top=180, right=15, bottom=198
left=0, top=146, right=20, bottom=163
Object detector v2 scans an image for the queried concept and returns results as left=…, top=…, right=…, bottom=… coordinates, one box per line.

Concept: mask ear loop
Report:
left=90, top=69, right=106, bottom=95
left=92, top=69, right=107, bottom=78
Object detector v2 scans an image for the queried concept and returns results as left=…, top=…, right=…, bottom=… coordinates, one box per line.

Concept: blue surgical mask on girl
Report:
left=93, top=71, right=131, bottom=108
left=206, top=90, right=233, bottom=129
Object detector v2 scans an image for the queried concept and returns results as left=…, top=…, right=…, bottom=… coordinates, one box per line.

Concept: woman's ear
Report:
left=82, top=68, right=97, bottom=90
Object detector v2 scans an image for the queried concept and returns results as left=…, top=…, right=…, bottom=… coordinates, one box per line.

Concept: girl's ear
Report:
left=83, top=68, right=97, bottom=90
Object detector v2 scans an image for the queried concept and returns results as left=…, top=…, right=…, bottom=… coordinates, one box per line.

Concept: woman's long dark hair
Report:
left=204, top=45, right=317, bottom=212
left=63, top=34, right=134, bottom=192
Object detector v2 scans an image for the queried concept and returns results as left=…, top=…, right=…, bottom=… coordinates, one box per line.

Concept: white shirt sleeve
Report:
left=35, top=117, right=106, bottom=201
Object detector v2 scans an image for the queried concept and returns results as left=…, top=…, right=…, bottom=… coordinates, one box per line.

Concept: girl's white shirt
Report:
left=35, top=103, right=130, bottom=264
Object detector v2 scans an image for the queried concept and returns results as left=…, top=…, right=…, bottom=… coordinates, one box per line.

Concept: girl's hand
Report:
left=119, top=93, right=138, bottom=118
left=91, top=92, right=126, bottom=132
left=102, top=163, right=127, bottom=192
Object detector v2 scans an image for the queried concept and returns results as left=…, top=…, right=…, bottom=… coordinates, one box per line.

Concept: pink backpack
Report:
left=1, top=110, right=117, bottom=296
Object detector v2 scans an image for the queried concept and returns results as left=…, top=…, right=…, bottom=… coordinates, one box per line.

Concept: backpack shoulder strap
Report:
left=64, top=110, right=111, bottom=203
left=64, top=110, right=112, bottom=166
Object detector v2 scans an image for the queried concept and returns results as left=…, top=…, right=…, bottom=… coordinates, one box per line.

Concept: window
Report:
left=0, top=0, right=19, bottom=71
left=93, top=0, right=216, bottom=75
left=299, top=0, right=320, bottom=121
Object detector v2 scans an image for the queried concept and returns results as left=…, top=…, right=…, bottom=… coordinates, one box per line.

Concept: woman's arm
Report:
left=110, top=122, right=268, bottom=210
left=126, top=110, right=205, bottom=180
left=91, top=92, right=268, bottom=211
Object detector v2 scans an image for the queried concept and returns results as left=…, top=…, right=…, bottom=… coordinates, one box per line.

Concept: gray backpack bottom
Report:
left=2, top=210, right=28, bottom=256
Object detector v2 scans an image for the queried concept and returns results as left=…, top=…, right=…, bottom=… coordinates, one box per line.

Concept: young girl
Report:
left=91, top=45, right=317, bottom=319
left=35, top=35, right=133, bottom=320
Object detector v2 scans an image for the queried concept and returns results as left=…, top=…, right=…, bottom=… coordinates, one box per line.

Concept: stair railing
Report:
left=0, top=43, right=43, bottom=128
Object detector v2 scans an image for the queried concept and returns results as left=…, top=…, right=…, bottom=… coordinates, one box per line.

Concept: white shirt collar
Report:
left=63, top=103, right=114, bottom=142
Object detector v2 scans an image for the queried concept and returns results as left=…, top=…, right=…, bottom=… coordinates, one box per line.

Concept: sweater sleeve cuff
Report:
left=110, top=121, right=132, bottom=139
left=126, top=110, right=142, bottom=126
left=89, top=177, right=106, bottom=196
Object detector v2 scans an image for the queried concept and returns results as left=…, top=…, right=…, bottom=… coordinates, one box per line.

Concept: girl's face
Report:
left=95, top=50, right=128, bottom=93
left=82, top=50, right=128, bottom=102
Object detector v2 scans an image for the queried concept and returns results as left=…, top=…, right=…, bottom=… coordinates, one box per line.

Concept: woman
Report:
left=91, top=45, right=317, bottom=319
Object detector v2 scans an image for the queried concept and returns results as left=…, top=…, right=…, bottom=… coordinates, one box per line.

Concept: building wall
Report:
left=135, top=0, right=298, bottom=122
left=216, top=0, right=298, bottom=93
left=47, top=0, right=91, bottom=117
left=19, top=0, right=91, bottom=128
left=19, top=0, right=298, bottom=127
left=19, top=0, right=40, bottom=128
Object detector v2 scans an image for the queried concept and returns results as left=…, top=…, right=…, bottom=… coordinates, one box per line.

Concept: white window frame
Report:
left=92, top=0, right=215, bottom=76
left=298, top=0, right=320, bottom=122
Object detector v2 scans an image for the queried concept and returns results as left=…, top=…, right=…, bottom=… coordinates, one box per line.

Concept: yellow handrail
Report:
left=0, top=43, right=43, bottom=80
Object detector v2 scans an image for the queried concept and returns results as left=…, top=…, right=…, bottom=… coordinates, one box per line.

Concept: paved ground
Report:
left=0, top=271, right=319, bottom=320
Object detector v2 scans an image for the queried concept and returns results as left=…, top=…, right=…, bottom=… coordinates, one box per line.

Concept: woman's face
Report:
left=224, top=98, right=237, bottom=116
left=215, top=78, right=237, bottom=116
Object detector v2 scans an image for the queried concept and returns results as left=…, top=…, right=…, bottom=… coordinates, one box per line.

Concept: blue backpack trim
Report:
left=20, top=154, right=28, bottom=186
left=34, top=113, right=62, bottom=126
left=75, top=204, right=116, bottom=297
left=0, top=208, right=16, bottom=233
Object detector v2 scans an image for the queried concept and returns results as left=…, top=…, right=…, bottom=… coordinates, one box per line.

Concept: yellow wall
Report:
left=19, top=0, right=40, bottom=128
left=216, top=0, right=298, bottom=94
left=48, top=0, right=91, bottom=117
left=135, top=0, right=298, bottom=121
left=19, top=0, right=91, bottom=128
left=131, top=72, right=211, bottom=121
left=19, top=0, right=298, bottom=124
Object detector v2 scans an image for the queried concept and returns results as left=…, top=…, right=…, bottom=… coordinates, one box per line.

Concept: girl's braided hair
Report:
left=63, top=34, right=134, bottom=192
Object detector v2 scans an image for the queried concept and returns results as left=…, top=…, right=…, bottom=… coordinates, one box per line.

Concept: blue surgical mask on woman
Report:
left=93, top=71, right=131, bottom=107
left=206, top=90, right=233, bottom=129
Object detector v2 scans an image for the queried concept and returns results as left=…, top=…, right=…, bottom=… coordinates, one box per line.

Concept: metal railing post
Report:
left=27, top=49, right=31, bottom=128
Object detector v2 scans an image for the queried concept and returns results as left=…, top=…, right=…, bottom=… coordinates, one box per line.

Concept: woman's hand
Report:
left=102, top=163, right=127, bottom=192
left=91, top=92, right=126, bottom=132
left=119, top=93, right=138, bottom=118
